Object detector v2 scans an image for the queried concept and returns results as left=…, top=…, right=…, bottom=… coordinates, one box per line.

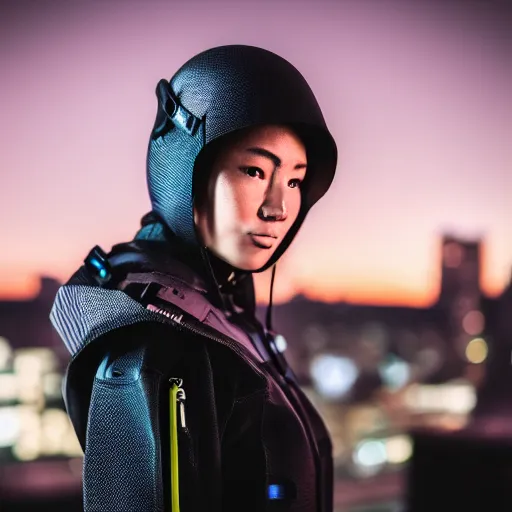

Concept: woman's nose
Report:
left=258, top=181, right=288, bottom=221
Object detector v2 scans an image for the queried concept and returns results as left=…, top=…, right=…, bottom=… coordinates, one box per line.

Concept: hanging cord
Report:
left=200, top=246, right=230, bottom=312
left=265, top=265, right=277, bottom=332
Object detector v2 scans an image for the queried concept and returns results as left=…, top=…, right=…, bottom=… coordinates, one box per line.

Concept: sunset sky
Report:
left=1, top=0, right=510, bottom=306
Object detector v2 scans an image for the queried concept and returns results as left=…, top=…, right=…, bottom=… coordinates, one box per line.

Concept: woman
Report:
left=51, top=45, right=338, bottom=512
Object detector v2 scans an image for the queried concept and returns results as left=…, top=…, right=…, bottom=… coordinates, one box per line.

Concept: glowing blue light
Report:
left=354, top=439, right=387, bottom=467
left=88, top=257, right=108, bottom=279
left=379, top=355, right=410, bottom=390
left=352, top=439, right=388, bottom=477
left=89, top=257, right=102, bottom=270
left=268, top=484, right=285, bottom=500
left=310, top=354, right=359, bottom=399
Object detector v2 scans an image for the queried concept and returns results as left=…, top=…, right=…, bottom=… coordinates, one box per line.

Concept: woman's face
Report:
left=194, top=125, right=307, bottom=271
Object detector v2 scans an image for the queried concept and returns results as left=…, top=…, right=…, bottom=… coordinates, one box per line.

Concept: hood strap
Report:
left=265, top=265, right=277, bottom=332
left=155, top=79, right=201, bottom=137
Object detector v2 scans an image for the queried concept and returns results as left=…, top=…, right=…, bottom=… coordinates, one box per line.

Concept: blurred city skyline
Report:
left=1, top=0, right=510, bottom=306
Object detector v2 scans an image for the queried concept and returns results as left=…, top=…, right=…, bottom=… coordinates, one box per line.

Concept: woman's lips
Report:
left=248, top=233, right=276, bottom=249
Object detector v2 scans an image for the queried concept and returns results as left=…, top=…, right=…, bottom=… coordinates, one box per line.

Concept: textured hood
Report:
left=147, top=44, right=337, bottom=273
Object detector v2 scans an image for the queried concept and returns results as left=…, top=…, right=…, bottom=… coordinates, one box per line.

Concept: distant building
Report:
left=439, top=236, right=483, bottom=360
left=0, top=277, right=67, bottom=363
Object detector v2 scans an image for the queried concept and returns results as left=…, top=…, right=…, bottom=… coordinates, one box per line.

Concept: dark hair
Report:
left=191, top=132, right=229, bottom=211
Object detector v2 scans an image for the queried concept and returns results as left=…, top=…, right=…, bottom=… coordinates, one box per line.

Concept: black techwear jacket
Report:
left=52, top=236, right=334, bottom=511
left=51, top=45, right=338, bottom=511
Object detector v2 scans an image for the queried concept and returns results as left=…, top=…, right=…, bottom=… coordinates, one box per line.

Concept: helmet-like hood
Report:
left=147, top=44, right=337, bottom=273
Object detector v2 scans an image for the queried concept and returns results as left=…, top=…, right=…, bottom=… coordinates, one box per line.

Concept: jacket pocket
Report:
left=84, top=346, right=165, bottom=512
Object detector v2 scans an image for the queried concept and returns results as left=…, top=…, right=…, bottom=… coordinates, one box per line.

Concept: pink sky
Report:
left=1, top=0, right=510, bottom=306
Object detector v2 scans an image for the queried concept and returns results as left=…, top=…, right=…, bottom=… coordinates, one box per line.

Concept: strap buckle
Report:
left=156, top=79, right=201, bottom=136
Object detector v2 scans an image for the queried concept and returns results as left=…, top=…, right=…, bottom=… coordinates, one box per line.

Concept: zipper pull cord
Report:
left=169, top=379, right=183, bottom=512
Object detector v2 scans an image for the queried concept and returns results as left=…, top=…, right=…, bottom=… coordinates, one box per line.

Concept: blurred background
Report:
left=1, top=0, right=510, bottom=510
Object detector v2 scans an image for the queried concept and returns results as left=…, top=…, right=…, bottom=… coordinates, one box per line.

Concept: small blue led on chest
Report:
left=89, top=257, right=108, bottom=279
left=268, top=484, right=286, bottom=500
left=84, top=245, right=112, bottom=284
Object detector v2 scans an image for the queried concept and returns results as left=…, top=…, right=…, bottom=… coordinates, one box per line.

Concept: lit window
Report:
left=462, top=311, right=485, bottom=336
left=465, top=338, right=488, bottom=364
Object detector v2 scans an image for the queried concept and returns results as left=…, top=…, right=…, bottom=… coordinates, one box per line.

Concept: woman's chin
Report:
left=211, top=244, right=276, bottom=272
left=228, top=253, right=273, bottom=272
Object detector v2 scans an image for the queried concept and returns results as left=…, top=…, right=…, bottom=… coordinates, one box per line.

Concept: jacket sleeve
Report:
left=63, top=320, right=258, bottom=512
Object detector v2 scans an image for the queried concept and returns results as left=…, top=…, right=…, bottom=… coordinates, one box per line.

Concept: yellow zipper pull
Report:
left=169, top=378, right=185, bottom=512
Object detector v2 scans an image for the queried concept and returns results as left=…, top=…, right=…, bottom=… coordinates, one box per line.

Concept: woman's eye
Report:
left=241, top=167, right=264, bottom=179
left=288, top=179, right=303, bottom=189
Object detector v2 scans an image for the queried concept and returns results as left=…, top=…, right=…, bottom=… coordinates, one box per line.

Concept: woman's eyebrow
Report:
left=245, top=147, right=307, bottom=170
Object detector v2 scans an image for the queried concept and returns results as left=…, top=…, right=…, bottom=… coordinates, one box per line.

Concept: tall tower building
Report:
left=438, top=235, right=484, bottom=360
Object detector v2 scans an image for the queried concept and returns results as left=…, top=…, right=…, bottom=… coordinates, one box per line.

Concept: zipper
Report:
left=146, top=301, right=262, bottom=374
left=148, top=299, right=323, bottom=510
left=148, top=304, right=184, bottom=324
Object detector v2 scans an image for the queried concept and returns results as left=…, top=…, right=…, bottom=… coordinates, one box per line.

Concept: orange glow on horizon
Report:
left=1, top=279, right=442, bottom=307
left=299, top=287, right=438, bottom=308
left=0, top=276, right=42, bottom=301
left=0, top=280, right=506, bottom=305
left=0, top=261, right=508, bottom=306
left=10, top=282, right=509, bottom=307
